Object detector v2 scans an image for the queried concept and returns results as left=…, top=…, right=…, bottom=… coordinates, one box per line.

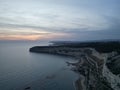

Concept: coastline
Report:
left=29, top=41, right=120, bottom=90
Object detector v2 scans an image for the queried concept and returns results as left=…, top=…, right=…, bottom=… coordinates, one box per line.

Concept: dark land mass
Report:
left=30, top=41, right=120, bottom=53
left=30, top=40, right=120, bottom=90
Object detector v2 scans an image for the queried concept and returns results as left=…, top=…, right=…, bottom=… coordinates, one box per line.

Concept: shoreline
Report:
left=29, top=42, right=120, bottom=90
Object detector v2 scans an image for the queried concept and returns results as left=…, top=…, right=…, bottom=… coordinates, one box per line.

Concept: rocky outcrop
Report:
left=103, top=52, right=120, bottom=90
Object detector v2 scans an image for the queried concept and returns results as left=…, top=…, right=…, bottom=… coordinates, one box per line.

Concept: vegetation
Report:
left=30, top=41, right=120, bottom=53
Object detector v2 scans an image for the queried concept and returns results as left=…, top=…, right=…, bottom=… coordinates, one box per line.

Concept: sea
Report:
left=0, top=41, right=78, bottom=90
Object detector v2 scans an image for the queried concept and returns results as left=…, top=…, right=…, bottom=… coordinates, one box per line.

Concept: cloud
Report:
left=56, top=16, right=120, bottom=41
left=0, top=0, right=110, bottom=33
left=0, top=0, right=119, bottom=41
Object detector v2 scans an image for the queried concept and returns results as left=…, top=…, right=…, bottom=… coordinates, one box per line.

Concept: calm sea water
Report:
left=0, top=41, right=78, bottom=90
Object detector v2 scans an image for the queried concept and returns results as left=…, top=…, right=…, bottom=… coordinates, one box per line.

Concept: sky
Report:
left=0, top=0, right=120, bottom=41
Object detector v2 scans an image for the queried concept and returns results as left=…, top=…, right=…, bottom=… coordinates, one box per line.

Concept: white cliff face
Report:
left=102, top=53, right=120, bottom=90
left=89, top=49, right=120, bottom=90
left=91, top=48, right=104, bottom=59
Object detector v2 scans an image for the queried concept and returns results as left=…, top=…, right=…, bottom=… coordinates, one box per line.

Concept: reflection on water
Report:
left=0, top=42, right=78, bottom=90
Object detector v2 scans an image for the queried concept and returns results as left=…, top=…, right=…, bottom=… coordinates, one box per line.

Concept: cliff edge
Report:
left=29, top=41, right=120, bottom=90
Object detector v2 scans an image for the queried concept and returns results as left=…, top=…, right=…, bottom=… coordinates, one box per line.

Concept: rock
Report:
left=24, top=87, right=31, bottom=90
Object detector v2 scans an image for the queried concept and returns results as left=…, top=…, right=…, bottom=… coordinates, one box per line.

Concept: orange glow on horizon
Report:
left=0, top=33, right=70, bottom=41
left=0, top=35, right=43, bottom=41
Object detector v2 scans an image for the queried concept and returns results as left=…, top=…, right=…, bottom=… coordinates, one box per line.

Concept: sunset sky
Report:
left=0, top=0, right=120, bottom=41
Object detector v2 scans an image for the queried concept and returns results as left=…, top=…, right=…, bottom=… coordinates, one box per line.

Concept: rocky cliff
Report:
left=30, top=43, right=120, bottom=90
